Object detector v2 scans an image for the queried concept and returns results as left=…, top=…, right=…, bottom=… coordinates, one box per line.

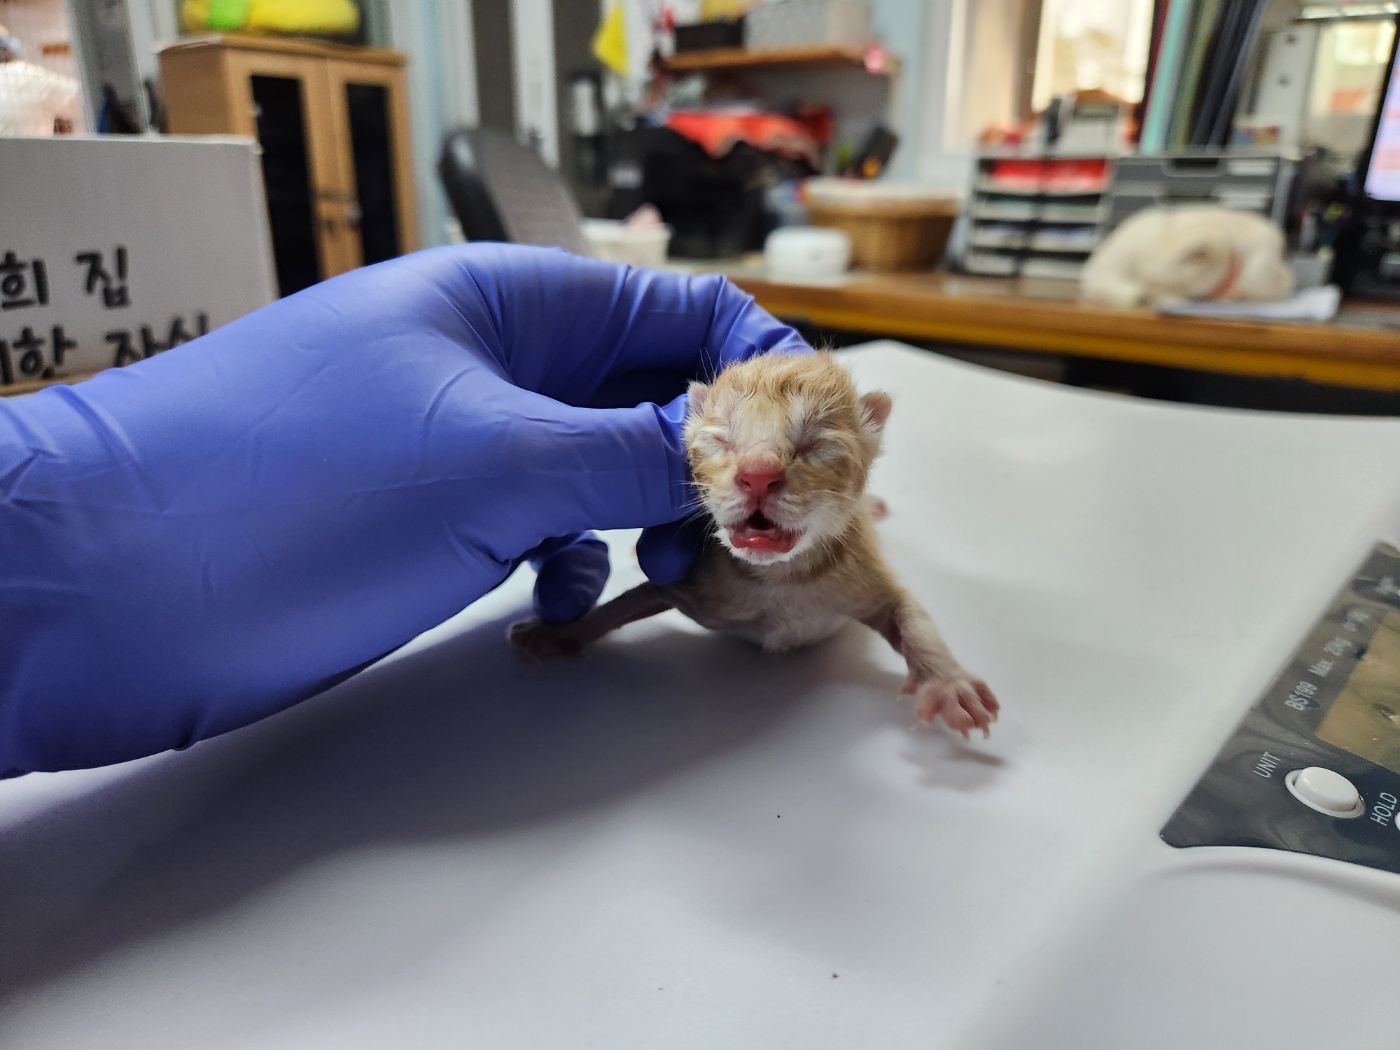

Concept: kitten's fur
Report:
left=510, top=353, right=999, bottom=737
left=1081, top=206, right=1294, bottom=309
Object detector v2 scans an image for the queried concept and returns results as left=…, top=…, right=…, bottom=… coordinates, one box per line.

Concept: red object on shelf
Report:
left=665, top=110, right=822, bottom=168
left=988, top=159, right=1044, bottom=190
left=987, top=157, right=1108, bottom=193
left=790, top=104, right=835, bottom=148
left=1043, top=158, right=1109, bottom=192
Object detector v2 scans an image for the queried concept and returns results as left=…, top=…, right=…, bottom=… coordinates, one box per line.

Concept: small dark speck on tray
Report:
left=832, top=973, right=838, bottom=979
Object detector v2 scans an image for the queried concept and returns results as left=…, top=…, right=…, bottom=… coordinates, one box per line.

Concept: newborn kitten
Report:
left=1081, top=206, right=1295, bottom=309
left=510, top=352, right=999, bottom=737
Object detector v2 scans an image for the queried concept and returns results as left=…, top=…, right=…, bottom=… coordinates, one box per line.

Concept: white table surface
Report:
left=5, top=341, right=1400, bottom=1049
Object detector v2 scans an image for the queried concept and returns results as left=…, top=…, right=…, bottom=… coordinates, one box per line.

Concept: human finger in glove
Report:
left=0, top=244, right=811, bottom=776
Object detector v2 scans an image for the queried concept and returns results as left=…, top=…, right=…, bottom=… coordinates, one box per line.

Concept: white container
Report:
left=744, top=0, right=872, bottom=50
left=581, top=218, right=672, bottom=269
left=764, top=226, right=851, bottom=278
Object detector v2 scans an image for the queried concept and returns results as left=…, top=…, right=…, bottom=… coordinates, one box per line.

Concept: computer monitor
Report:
left=1361, top=16, right=1400, bottom=202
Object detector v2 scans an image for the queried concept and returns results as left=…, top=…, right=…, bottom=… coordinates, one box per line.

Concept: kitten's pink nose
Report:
left=735, top=468, right=785, bottom=498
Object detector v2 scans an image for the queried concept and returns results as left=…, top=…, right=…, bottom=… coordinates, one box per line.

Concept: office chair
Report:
left=439, top=126, right=588, bottom=254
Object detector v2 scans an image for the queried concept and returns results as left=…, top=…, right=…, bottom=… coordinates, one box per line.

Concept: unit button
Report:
left=1285, top=767, right=1365, bottom=818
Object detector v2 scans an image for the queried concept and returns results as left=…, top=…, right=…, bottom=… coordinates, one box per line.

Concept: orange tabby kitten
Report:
left=510, top=352, right=999, bottom=737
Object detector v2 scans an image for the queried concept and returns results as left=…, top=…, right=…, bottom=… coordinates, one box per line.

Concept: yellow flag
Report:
left=592, top=0, right=629, bottom=77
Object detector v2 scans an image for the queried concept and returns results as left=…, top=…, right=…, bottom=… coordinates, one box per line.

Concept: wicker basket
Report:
left=804, top=179, right=960, bottom=272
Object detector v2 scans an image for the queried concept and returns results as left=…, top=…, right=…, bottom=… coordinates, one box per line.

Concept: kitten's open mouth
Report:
left=727, top=510, right=801, bottom=554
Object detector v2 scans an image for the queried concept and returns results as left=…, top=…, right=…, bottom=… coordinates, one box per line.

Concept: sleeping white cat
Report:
left=1081, top=206, right=1294, bottom=309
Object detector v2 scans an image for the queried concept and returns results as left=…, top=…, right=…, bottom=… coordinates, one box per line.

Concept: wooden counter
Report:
left=12, top=263, right=1400, bottom=399
left=684, top=261, right=1400, bottom=392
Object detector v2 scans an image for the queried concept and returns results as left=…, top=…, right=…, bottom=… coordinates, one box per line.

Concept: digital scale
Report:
left=1164, top=542, right=1400, bottom=873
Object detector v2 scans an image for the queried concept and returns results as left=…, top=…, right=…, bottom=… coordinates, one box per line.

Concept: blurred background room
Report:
left=6, top=0, right=1400, bottom=410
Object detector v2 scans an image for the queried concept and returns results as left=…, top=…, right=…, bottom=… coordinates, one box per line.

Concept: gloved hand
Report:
left=0, top=244, right=810, bottom=775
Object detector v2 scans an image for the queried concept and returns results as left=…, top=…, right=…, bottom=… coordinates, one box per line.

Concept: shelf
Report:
left=1026, top=241, right=1097, bottom=255
left=1040, top=204, right=1106, bottom=222
left=161, top=33, right=406, bottom=66
left=975, top=151, right=1120, bottom=161
left=664, top=45, right=880, bottom=73
left=971, top=205, right=1106, bottom=224
left=969, top=235, right=1030, bottom=251
left=962, top=252, right=1020, bottom=277
left=1021, top=257, right=1086, bottom=280
left=971, top=204, right=1039, bottom=221
left=974, top=178, right=1108, bottom=197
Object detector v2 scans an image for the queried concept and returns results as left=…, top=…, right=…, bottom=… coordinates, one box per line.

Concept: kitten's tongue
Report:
left=729, top=512, right=800, bottom=553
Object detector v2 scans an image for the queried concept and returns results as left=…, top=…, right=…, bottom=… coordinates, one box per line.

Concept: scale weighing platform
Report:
left=3, top=343, right=1400, bottom=1049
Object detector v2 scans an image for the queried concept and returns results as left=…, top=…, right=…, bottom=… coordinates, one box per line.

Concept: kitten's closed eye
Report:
left=691, top=426, right=733, bottom=455
left=795, top=430, right=848, bottom=464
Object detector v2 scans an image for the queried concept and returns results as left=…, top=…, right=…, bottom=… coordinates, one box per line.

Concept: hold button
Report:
left=1285, top=767, right=1365, bottom=818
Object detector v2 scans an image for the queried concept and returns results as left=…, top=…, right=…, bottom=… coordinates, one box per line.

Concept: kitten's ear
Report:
left=687, top=381, right=710, bottom=419
left=860, top=391, right=893, bottom=434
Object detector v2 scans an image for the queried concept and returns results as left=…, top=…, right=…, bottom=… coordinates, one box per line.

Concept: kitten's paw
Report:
left=509, top=618, right=586, bottom=661
left=904, top=673, right=999, bottom=738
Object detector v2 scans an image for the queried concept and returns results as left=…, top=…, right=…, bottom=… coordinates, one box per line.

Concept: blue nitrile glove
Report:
left=0, top=244, right=810, bottom=775
left=526, top=531, right=612, bottom=624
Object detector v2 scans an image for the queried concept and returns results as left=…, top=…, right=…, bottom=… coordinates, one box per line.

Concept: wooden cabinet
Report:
left=159, top=35, right=417, bottom=297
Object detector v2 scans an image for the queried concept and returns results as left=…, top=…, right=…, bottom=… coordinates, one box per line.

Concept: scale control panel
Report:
left=1163, top=542, right=1400, bottom=874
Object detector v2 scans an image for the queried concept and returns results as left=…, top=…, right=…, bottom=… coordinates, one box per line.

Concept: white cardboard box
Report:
left=0, top=135, right=276, bottom=390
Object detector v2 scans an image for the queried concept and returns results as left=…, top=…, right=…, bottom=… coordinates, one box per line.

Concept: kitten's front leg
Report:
left=510, top=583, right=674, bottom=660
left=863, top=596, right=999, bottom=737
